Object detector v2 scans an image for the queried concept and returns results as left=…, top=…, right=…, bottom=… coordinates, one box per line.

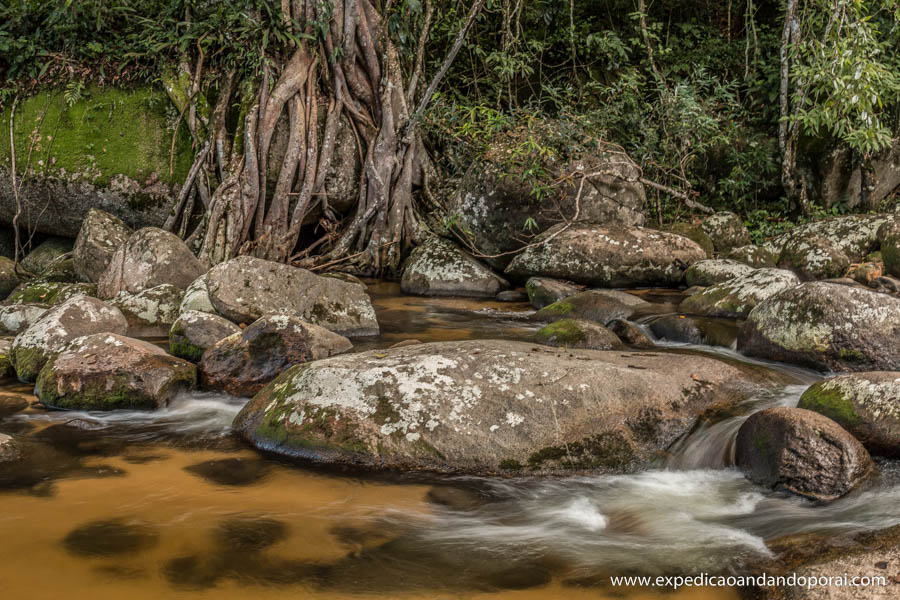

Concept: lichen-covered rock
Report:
left=0, top=337, right=12, bottom=377
left=738, top=282, right=900, bottom=372
left=234, top=340, right=777, bottom=475
left=72, top=209, right=133, bottom=283
left=531, top=290, right=636, bottom=325
left=725, top=245, right=777, bottom=268
left=683, top=259, right=755, bottom=287
left=798, top=372, right=900, bottom=457
left=9, top=295, right=128, bottom=382
left=4, top=281, right=96, bottom=305
left=200, top=315, right=353, bottom=397
left=534, top=318, right=623, bottom=350
left=766, top=214, right=896, bottom=262
left=777, top=233, right=850, bottom=281
left=666, top=223, right=715, bottom=257
left=97, top=227, right=204, bottom=298
left=400, top=237, right=508, bottom=298
left=21, top=237, right=73, bottom=275
left=506, top=224, right=706, bottom=287
left=0, top=257, right=20, bottom=300
left=109, top=284, right=183, bottom=338
left=34, top=333, right=196, bottom=410
left=679, top=268, right=800, bottom=318
left=0, top=304, right=48, bottom=335
left=700, top=212, right=751, bottom=252
left=880, top=220, right=900, bottom=279
left=735, top=407, right=876, bottom=501
left=179, top=274, right=217, bottom=314
left=647, top=314, right=739, bottom=348
left=169, top=310, right=240, bottom=362
left=524, top=277, right=581, bottom=309
left=206, top=256, right=378, bottom=337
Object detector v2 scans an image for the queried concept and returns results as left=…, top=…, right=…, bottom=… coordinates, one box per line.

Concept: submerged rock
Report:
left=400, top=237, right=508, bottom=298
left=683, top=259, right=754, bottom=287
left=9, top=295, right=128, bottom=382
left=169, top=311, right=241, bottom=362
left=533, top=318, right=623, bottom=350
left=738, top=282, right=900, bottom=372
left=679, top=268, right=800, bottom=318
left=35, top=333, right=196, bottom=410
left=700, top=212, right=751, bottom=252
left=234, top=340, right=776, bottom=475
left=735, top=407, right=876, bottom=501
left=72, top=208, right=133, bottom=283
left=506, top=224, right=705, bottom=288
left=206, top=256, right=378, bottom=336
left=0, top=304, right=48, bottom=335
left=110, top=284, right=183, bottom=338
left=199, top=315, right=353, bottom=397
left=799, top=372, right=900, bottom=457
left=524, top=277, right=581, bottom=309
left=531, top=290, right=635, bottom=325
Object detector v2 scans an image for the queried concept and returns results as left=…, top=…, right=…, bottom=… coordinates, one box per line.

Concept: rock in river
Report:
left=679, top=268, right=799, bottom=319
left=531, top=290, right=637, bottom=325
left=400, top=237, right=508, bottom=298
left=683, top=259, right=755, bottom=287
left=234, top=340, right=777, bottom=475
left=533, top=319, right=623, bottom=350
left=524, top=277, right=581, bottom=309
left=169, top=311, right=241, bottom=362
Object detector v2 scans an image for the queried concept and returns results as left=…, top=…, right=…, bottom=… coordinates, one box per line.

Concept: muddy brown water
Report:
left=1, top=284, right=897, bottom=599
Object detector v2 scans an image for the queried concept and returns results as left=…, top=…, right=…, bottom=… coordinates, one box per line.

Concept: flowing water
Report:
left=2, top=284, right=899, bottom=599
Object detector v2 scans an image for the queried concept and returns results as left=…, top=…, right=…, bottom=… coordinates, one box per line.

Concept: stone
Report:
left=735, top=407, right=876, bottom=501
left=97, top=227, right=205, bottom=298
left=21, top=237, right=73, bottom=275
left=234, top=340, right=779, bottom=475
left=496, top=290, right=527, bottom=302
left=169, top=311, right=241, bottom=362
left=400, top=237, right=509, bottom=298
left=607, top=319, right=655, bottom=348
left=9, top=295, right=128, bottom=382
left=206, top=256, right=378, bottom=337
left=679, top=268, right=800, bottom=318
left=880, top=220, right=900, bottom=279
left=531, top=290, right=636, bottom=325
left=506, top=224, right=706, bottom=288
left=777, top=233, right=850, bottom=280
left=72, top=209, right=133, bottom=283
left=0, top=304, right=48, bottom=335
left=683, top=259, right=755, bottom=287
left=0, top=337, right=12, bottom=377
left=35, top=333, right=196, bottom=410
left=534, top=319, right=622, bottom=350
left=647, top=314, right=739, bottom=348
left=725, top=244, right=777, bottom=268
left=766, top=214, right=896, bottom=263
left=109, top=284, right=183, bottom=337
left=199, top=315, right=353, bottom=397
left=4, top=281, right=96, bottom=305
left=799, top=372, right=900, bottom=457
left=524, top=277, right=581, bottom=309
left=179, top=274, right=217, bottom=314
left=700, top=212, right=751, bottom=252
left=0, top=257, right=20, bottom=300
left=738, top=282, right=900, bottom=372
left=666, top=223, right=715, bottom=258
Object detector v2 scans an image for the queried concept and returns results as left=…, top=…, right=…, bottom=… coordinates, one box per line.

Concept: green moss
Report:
left=6, top=281, right=95, bottom=305
left=527, top=431, right=636, bottom=471
left=10, top=345, right=48, bottom=383
left=499, top=459, right=523, bottom=470
left=838, top=348, right=866, bottom=362
left=169, top=338, right=205, bottom=362
left=798, top=383, right=862, bottom=429
left=667, top=223, right=715, bottom=257
left=541, top=300, right=574, bottom=315
left=0, top=86, right=192, bottom=187
left=534, top=318, right=586, bottom=346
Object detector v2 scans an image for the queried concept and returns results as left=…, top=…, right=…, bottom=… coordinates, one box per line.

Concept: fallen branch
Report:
left=639, top=177, right=714, bottom=214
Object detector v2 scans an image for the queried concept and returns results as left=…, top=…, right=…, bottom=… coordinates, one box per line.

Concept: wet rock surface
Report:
left=533, top=318, right=623, bottom=350
left=530, top=290, right=637, bottom=324
left=524, top=277, right=582, bottom=308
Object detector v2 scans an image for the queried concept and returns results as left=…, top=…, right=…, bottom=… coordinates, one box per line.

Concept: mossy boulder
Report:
left=9, top=295, right=128, bottom=382
left=524, top=277, right=581, bottom=309
left=21, top=237, right=74, bottom=275
left=724, top=244, right=777, bottom=268
left=738, top=282, right=900, bottom=372
left=400, top=237, right=509, bottom=298
left=109, top=284, right=183, bottom=337
left=765, top=214, right=896, bottom=263
left=683, top=259, right=754, bottom=287
left=0, top=338, right=13, bottom=378
left=0, top=86, right=193, bottom=237
left=700, top=212, right=751, bottom=252
left=233, top=340, right=779, bottom=475
left=4, top=281, right=96, bottom=305
left=879, top=220, right=900, bottom=279
left=735, top=407, right=876, bottom=501
left=534, top=318, right=623, bottom=350
left=0, top=257, right=20, bottom=300
left=531, top=290, right=638, bottom=325
left=666, top=223, right=715, bottom=257
left=799, top=372, right=900, bottom=457
left=0, top=304, right=48, bottom=335
left=199, top=315, right=352, bottom=397
left=777, top=233, right=850, bottom=281
left=35, top=333, right=196, bottom=410
left=169, top=310, right=240, bottom=362
left=72, top=208, right=133, bottom=283
left=506, top=224, right=706, bottom=288
left=679, top=268, right=800, bottom=318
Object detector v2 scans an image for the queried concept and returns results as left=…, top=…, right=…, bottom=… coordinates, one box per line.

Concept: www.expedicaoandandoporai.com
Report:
left=608, top=573, right=888, bottom=590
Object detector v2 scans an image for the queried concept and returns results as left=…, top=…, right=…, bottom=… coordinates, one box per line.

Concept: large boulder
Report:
left=665, top=223, right=715, bottom=258
left=234, top=340, right=777, bottom=474
left=531, top=290, right=637, bottom=325
left=9, top=295, right=128, bottom=382
left=109, top=284, right=183, bottom=338
left=766, top=214, right=896, bottom=263
left=35, top=333, right=196, bottom=410
left=97, top=227, right=204, bottom=298
left=206, top=256, right=378, bottom=337
left=700, top=212, right=751, bottom=252
left=0, top=304, right=47, bottom=335
left=683, top=259, right=755, bottom=287
left=533, top=319, right=623, bottom=350
left=199, top=315, right=352, bottom=397
left=72, top=209, right=133, bottom=283
left=0, top=257, right=20, bottom=299
left=400, top=237, right=508, bottom=298
left=679, top=268, right=800, bottom=318
left=799, top=372, right=900, bottom=457
left=735, top=407, right=876, bottom=501
left=169, top=310, right=241, bottom=362
left=4, top=281, right=96, bottom=305
left=524, top=277, right=581, bottom=309
left=738, top=282, right=900, bottom=372
left=777, top=234, right=850, bottom=280
left=506, top=224, right=706, bottom=288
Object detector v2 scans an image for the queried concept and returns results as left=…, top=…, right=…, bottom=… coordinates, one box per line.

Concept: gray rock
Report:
left=506, top=224, right=706, bottom=288
left=234, top=340, right=778, bottom=475
left=109, top=284, right=184, bottom=337
left=738, top=282, right=900, bottom=372
left=766, top=214, right=896, bottom=262
left=534, top=318, right=623, bottom=350
left=607, top=319, right=655, bottom=348
left=735, top=407, right=876, bottom=501
left=524, top=277, right=581, bottom=309
left=35, top=333, right=196, bottom=410
left=700, top=212, right=751, bottom=252
left=199, top=315, right=353, bottom=397
left=777, top=233, right=850, bottom=280
left=21, top=237, right=73, bottom=275
left=0, top=304, right=48, bottom=335
left=72, top=209, right=133, bottom=283
left=9, top=295, right=128, bottom=382
left=97, top=227, right=205, bottom=298
left=169, top=310, right=241, bottom=362
left=880, top=220, right=900, bottom=279
left=179, top=274, right=217, bottom=314
left=665, top=223, right=715, bottom=257
left=531, top=290, right=636, bottom=325
left=725, top=244, right=777, bottom=268
left=679, top=268, right=800, bottom=318
left=400, top=237, right=508, bottom=298
left=0, top=337, right=12, bottom=377
left=496, top=290, right=527, bottom=302
left=647, top=314, right=739, bottom=348
left=683, top=259, right=755, bottom=287
left=206, top=256, right=378, bottom=337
